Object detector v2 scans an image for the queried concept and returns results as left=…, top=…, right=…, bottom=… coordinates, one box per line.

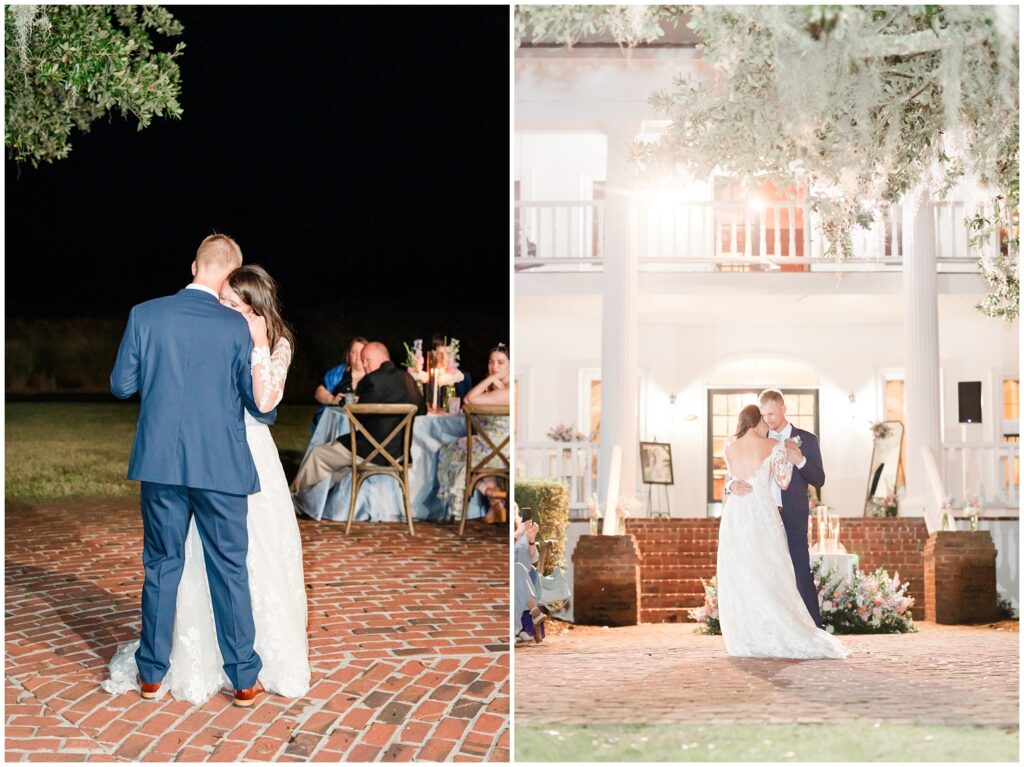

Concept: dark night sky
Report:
left=5, top=5, right=509, bottom=380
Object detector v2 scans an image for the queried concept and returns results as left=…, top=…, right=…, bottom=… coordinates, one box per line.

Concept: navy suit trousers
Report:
left=135, top=482, right=262, bottom=690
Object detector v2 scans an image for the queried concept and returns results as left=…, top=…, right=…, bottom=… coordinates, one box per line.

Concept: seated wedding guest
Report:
left=514, top=506, right=545, bottom=644
left=292, top=342, right=426, bottom=492
left=429, top=332, right=473, bottom=399
left=311, top=336, right=368, bottom=432
left=463, top=343, right=510, bottom=406
left=436, top=344, right=511, bottom=523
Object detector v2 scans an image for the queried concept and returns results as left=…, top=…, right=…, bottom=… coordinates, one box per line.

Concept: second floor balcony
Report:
left=515, top=198, right=995, bottom=275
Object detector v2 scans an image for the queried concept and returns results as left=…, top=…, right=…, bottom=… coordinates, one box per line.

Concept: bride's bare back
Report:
left=725, top=432, right=776, bottom=481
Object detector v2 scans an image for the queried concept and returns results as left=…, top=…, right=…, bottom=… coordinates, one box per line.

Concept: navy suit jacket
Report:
left=111, top=288, right=276, bottom=495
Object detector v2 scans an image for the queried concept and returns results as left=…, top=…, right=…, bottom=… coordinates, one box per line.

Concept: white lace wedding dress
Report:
left=103, top=339, right=311, bottom=702
left=717, top=442, right=848, bottom=660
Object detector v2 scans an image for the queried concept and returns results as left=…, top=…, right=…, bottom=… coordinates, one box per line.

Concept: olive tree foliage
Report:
left=5, top=5, right=185, bottom=167
left=516, top=5, right=1019, bottom=321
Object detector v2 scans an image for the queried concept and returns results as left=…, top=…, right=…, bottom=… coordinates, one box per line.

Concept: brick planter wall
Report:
left=572, top=534, right=642, bottom=626
left=838, top=518, right=929, bottom=611
left=923, top=531, right=999, bottom=624
left=625, top=517, right=929, bottom=623
left=627, top=520, right=719, bottom=624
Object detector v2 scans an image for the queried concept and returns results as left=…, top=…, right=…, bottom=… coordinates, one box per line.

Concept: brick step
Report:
left=640, top=562, right=718, bottom=576
left=642, top=599, right=706, bottom=612
left=641, top=592, right=707, bottom=604
left=627, top=530, right=720, bottom=538
left=641, top=553, right=718, bottom=566
left=628, top=520, right=721, bottom=527
left=640, top=607, right=698, bottom=623
left=630, top=538, right=720, bottom=547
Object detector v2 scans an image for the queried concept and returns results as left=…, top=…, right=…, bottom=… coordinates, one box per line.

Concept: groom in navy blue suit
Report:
left=111, top=234, right=274, bottom=704
left=729, top=389, right=826, bottom=628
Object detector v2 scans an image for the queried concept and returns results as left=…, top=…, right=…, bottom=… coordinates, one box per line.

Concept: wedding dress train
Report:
left=717, top=443, right=848, bottom=660
left=104, top=340, right=310, bottom=702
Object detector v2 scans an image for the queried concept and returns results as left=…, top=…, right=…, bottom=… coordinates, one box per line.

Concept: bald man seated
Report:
left=291, top=341, right=426, bottom=493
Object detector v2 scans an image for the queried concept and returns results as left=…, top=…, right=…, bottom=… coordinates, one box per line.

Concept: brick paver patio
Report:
left=5, top=499, right=509, bottom=762
left=516, top=622, right=1018, bottom=727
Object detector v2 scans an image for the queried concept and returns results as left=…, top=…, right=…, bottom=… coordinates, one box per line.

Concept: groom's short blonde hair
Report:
left=195, top=233, right=243, bottom=271
left=758, top=388, right=785, bottom=406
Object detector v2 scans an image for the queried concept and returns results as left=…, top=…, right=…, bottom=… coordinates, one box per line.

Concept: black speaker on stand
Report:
left=958, top=382, right=983, bottom=424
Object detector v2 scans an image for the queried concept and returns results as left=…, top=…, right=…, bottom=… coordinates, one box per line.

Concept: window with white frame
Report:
left=708, top=388, right=819, bottom=503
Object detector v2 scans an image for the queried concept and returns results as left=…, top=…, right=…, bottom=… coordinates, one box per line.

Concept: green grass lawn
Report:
left=516, top=722, right=1020, bottom=762
left=5, top=402, right=316, bottom=502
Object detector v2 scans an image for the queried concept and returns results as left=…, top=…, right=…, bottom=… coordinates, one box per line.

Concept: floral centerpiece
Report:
left=870, top=421, right=894, bottom=439
left=814, top=562, right=916, bottom=634
left=615, top=496, right=642, bottom=535
left=688, top=578, right=720, bottom=635
left=689, top=563, right=916, bottom=635
left=547, top=423, right=589, bottom=442
left=432, top=337, right=465, bottom=387
left=587, top=493, right=602, bottom=535
left=403, top=339, right=427, bottom=384
left=867, top=489, right=899, bottom=517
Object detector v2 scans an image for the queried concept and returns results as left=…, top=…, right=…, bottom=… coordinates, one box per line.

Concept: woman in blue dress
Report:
left=311, top=336, right=367, bottom=431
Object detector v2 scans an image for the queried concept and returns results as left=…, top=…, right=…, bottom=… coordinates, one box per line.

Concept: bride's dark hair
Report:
left=734, top=404, right=764, bottom=440
left=227, top=265, right=295, bottom=353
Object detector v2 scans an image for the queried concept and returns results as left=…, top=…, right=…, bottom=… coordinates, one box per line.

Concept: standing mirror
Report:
left=864, top=420, right=905, bottom=516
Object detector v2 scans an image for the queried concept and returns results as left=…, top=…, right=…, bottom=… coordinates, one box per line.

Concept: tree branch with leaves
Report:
left=516, top=4, right=1019, bottom=321
left=5, top=5, right=185, bottom=167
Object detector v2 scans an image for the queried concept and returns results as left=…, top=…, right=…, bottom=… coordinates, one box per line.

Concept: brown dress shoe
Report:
left=233, top=680, right=265, bottom=707
left=137, top=676, right=160, bottom=700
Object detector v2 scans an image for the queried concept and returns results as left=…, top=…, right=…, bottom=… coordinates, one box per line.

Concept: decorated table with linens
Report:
left=293, top=406, right=487, bottom=522
left=810, top=552, right=859, bottom=583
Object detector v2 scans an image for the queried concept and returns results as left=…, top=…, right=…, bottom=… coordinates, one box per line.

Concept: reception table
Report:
left=810, top=552, right=859, bottom=583
left=293, top=407, right=487, bottom=522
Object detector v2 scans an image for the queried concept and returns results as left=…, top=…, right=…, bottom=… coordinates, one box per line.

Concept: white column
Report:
left=598, top=126, right=639, bottom=510
left=901, top=198, right=942, bottom=523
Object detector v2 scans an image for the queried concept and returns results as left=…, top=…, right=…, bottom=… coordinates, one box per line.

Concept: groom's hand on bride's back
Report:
left=729, top=480, right=753, bottom=496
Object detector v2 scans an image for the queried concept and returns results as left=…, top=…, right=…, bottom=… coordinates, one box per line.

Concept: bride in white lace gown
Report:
left=717, top=404, right=848, bottom=660
left=104, top=266, right=310, bottom=703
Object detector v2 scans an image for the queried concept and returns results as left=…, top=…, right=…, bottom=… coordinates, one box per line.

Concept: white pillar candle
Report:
left=602, top=445, right=622, bottom=535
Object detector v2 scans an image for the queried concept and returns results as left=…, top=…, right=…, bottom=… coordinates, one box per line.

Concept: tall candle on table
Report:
left=602, top=445, right=622, bottom=536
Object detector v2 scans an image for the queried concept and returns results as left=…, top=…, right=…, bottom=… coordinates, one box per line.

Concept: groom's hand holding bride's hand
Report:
left=784, top=439, right=804, bottom=465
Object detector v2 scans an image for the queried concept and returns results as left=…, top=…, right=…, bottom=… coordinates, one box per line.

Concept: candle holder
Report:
left=425, top=349, right=452, bottom=414
left=966, top=494, right=982, bottom=532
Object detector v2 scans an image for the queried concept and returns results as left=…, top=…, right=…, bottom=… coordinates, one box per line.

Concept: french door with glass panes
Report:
left=707, top=389, right=819, bottom=503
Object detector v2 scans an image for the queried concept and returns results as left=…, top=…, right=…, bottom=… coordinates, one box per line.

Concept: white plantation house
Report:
left=514, top=27, right=1019, bottom=607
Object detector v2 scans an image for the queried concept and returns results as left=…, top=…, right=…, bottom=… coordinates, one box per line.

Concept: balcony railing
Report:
left=515, top=441, right=598, bottom=516
left=941, top=441, right=1020, bottom=512
left=515, top=199, right=993, bottom=273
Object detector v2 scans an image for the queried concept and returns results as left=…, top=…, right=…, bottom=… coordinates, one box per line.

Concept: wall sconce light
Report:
left=669, top=393, right=677, bottom=405
left=848, top=392, right=857, bottom=419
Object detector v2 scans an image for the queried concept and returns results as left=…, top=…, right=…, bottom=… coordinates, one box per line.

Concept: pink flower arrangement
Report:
left=687, top=577, right=720, bottom=634
left=691, top=564, right=916, bottom=636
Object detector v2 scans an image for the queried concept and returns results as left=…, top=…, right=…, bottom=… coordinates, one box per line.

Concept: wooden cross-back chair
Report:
left=460, top=403, right=510, bottom=536
left=343, top=403, right=418, bottom=536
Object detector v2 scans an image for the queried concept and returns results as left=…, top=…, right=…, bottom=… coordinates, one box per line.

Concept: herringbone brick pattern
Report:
left=5, top=499, right=510, bottom=762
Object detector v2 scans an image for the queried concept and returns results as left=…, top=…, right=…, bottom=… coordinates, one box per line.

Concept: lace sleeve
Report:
left=770, top=441, right=793, bottom=491
left=251, top=338, right=292, bottom=412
